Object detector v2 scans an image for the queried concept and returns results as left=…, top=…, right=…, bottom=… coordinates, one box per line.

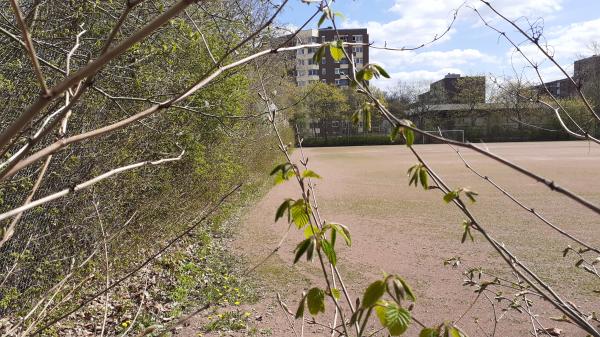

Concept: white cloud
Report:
left=367, top=48, right=496, bottom=90
left=371, top=48, right=498, bottom=69
left=340, top=0, right=572, bottom=89
left=352, top=0, right=564, bottom=49
left=471, top=0, right=563, bottom=18
left=528, top=18, right=600, bottom=61
left=390, top=0, right=562, bottom=18
left=372, top=68, right=463, bottom=91
left=507, top=18, right=600, bottom=81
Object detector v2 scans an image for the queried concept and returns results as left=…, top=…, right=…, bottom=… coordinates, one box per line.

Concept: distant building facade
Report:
left=288, top=28, right=369, bottom=87
left=418, top=74, right=486, bottom=104
left=536, top=55, right=600, bottom=99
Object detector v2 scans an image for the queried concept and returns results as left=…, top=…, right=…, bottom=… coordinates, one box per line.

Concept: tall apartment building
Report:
left=291, top=28, right=369, bottom=87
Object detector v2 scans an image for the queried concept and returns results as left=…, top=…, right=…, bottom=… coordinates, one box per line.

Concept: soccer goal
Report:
left=422, top=129, right=465, bottom=144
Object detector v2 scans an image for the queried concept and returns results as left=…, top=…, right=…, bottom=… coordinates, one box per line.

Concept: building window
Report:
left=322, top=68, right=326, bottom=75
left=308, top=69, right=319, bottom=76
left=353, top=46, right=363, bottom=53
left=298, top=60, right=304, bottom=66
left=308, top=59, right=316, bottom=65
left=298, top=48, right=305, bottom=55
left=335, top=79, right=349, bottom=86
left=353, top=35, right=363, bottom=42
left=311, top=37, right=319, bottom=43
left=356, top=58, right=363, bottom=64
left=332, top=121, right=339, bottom=127
left=334, top=68, right=346, bottom=75
left=321, top=57, right=326, bottom=64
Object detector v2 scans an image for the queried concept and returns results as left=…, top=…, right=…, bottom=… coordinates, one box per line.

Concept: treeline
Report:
left=0, top=1, right=296, bottom=334
left=289, top=79, right=600, bottom=146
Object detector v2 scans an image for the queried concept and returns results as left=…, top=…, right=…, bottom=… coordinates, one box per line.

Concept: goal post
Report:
left=422, top=129, right=465, bottom=144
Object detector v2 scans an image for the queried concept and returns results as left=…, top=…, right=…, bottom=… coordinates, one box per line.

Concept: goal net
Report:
left=421, top=129, right=465, bottom=144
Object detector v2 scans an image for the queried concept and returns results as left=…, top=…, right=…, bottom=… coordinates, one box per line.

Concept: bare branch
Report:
left=8, top=0, right=48, bottom=94
left=0, top=0, right=196, bottom=149
left=0, top=151, right=184, bottom=222
left=32, top=183, right=241, bottom=335
left=480, top=0, right=600, bottom=122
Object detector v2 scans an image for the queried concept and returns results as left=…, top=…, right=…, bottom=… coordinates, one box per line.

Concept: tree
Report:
left=300, top=81, right=349, bottom=139
left=2, top=1, right=600, bottom=336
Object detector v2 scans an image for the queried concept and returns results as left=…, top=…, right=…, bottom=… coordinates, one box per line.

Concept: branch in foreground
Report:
left=0, top=151, right=185, bottom=222
left=0, top=0, right=196, bottom=150
left=479, top=0, right=600, bottom=122
left=0, top=42, right=326, bottom=182
left=448, top=144, right=600, bottom=255
left=8, top=0, right=48, bottom=94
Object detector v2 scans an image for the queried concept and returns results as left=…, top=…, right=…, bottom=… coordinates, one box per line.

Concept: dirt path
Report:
left=188, top=141, right=600, bottom=336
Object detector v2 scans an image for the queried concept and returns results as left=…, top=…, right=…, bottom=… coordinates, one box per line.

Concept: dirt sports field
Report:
left=193, top=141, right=600, bottom=336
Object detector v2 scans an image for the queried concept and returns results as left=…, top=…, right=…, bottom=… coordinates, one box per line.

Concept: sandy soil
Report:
left=184, top=141, right=600, bottom=336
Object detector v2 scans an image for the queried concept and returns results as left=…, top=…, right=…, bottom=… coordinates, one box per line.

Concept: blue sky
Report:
left=277, top=0, right=600, bottom=92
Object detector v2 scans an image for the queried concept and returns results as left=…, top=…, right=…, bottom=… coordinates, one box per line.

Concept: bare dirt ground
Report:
left=185, top=141, right=600, bottom=336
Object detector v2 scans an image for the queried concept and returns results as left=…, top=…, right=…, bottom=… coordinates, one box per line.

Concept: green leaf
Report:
left=332, top=223, right=351, bottom=246
left=275, top=199, right=292, bottom=222
left=363, top=69, right=374, bottom=81
left=270, top=163, right=288, bottom=176
left=351, top=110, right=360, bottom=125
left=274, top=170, right=295, bottom=185
left=364, top=107, right=372, bottom=131
left=402, top=128, right=414, bottom=146
left=443, top=191, right=459, bottom=203
left=372, top=64, right=391, bottom=78
left=306, top=238, right=315, bottom=261
left=302, top=170, right=321, bottom=179
left=303, top=224, right=320, bottom=239
left=306, top=287, right=326, bottom=316
left=331, top=288, right=341, bottom=300
left=321, top=239, right=337, bottom=266
left=334, top=11, right=346, bottom=21
left=317, top=13, right=327, bottom=27
left=418, top=167, right=428, bottom=189
left=390, top=126, right=401, bottom=141
left=375, top=302, right=411, bottom=336
left=294, top=239, right=312, bottom=264
left=329, top=41, right=344, bottom=61
left=330, top=226, right=337, bottom=248
left=407, top=164, right=423, bottom=187
left=463, top=188, right=478, bottom=203
left=295, top=296, right=306, bottom=319
left=356, top=69, right=366, bottom=82
left=461, top=220, right=474, bottom=243
left=395, top=277, right=416, bottom=302
left=419, top=328, right=440, bottom=337
left=362, top=280, right=386, bottom=308
left=349, top=309, right=361, bottom=326
left=445, top=326, right=463, bottom=337
left=313, top=45, right=326, bottom=63
left=290, top=200, right=310, bottom=228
